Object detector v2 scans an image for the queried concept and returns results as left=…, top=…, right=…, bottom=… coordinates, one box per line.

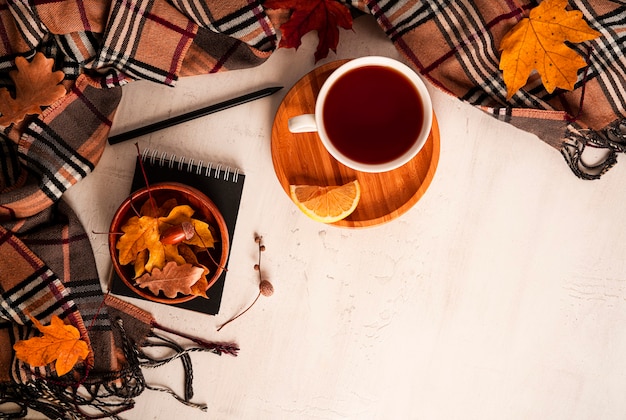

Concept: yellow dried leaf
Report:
left=0, top=52, right=66, bottom=126
left=164, top=243, right=187, bottom=265
left=116, top=202, right=215, bottom=287
left=185, top=219, right=215, bottom=249
left=13, top=315, right=89, bottom=376
left=159, top=204, right=195, bottom=226
left=157, top=204, right=215, bottom=249
left=134, top=249, right=149, bottom=278
left=116, top=215, right=161, bottom=267
left=190, top=272, right=210, bottom=298
left=499, top=0, right=601, bottom=99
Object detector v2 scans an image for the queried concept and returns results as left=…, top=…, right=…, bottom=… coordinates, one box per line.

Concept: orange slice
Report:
left=289, top=180, right=361, bottom=223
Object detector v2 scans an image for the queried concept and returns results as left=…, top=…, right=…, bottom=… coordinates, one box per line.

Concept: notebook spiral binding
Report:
left=141, top=148, right=241, bottom=183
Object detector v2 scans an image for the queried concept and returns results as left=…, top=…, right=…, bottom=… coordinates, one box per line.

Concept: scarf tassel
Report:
left=0, top=317, right=238, bottom=419
left=561, top=118, right=626, bottom=180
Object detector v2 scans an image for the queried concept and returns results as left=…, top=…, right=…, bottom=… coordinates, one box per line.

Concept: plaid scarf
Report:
left=1, top=0, right=625, bottom=418
left=1, top=0, right=267, bottom=418
left=362, top=0, right=626, bottom=179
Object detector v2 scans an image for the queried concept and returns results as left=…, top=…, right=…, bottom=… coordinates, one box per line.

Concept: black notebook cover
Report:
left=109, top=149, right=245, bottom=315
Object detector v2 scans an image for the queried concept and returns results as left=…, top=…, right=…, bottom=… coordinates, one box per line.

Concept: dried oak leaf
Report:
left=264, top=0, right=353, bottom=62
left=499, top=0, right=601, bottom=99
left=13, top=315, right=90, bottom=376
left=0, top=52, right=66, bottom=126
left=136, top=261, right=205, bottom=298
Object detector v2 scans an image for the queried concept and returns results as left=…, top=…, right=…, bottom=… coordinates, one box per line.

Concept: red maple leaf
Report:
left=265, top=0, right=353, bottom=62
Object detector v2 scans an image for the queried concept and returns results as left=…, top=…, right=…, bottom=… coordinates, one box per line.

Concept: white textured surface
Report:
left=63, top=15, right=626, bottom=420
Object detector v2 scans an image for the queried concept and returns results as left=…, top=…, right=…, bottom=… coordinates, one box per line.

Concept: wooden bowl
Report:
left=108, top=182, right=228, bottom=304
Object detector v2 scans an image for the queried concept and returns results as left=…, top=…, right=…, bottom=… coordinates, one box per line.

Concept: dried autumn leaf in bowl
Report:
left=109, top=183, right=229, bottom=304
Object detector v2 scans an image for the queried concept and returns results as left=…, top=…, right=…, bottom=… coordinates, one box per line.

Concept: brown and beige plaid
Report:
left=1, top=0, right=267, bottom=417
left=369, top=0, right=626, bottom=179
left=1, top=0, right=625, bottom=418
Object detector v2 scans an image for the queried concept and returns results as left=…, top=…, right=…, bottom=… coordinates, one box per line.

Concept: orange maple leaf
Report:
left=0, top=52, right=66, bottom=126
left=499, top=0, right=601, bottom=99
left=265, top=0, right=353, bottom=62
left=13, top=315, right=90, bottom=376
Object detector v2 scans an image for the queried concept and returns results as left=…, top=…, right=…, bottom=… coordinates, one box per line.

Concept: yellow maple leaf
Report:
left=134, top=249, right=149, bottom=278
left=13, top=315, right=90, bottom=376
left=117, top=203, right=215, bottom=278
left=185, top=219, right=216, bottom=249
left=499, top=0, right=601, bottom=99
left=116, top=214, right=163, bottom=271
left=159, top=204, right=195, bottom=226
left=158, top=205, right=215, bottom=249
left=0, top=52, right=66, bottom=126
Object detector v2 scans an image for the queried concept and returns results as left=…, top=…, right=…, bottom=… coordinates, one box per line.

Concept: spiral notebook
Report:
left=109, top=148, right=245, bottom=315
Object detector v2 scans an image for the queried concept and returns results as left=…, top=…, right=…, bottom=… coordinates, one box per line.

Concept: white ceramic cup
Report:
left=288, top=56, right=432, bottom=173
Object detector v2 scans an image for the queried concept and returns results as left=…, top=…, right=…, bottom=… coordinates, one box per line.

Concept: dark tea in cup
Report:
left=288, top=56, right=432, bottom=173
left=322, top=65, right=425, bottom=166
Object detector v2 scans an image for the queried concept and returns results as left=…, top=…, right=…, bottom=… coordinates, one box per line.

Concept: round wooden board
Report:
left=271, top=60, right=440, bottom=228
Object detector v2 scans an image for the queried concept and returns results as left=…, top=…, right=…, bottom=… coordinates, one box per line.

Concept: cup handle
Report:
left=288, top=114, right=318, bottom=133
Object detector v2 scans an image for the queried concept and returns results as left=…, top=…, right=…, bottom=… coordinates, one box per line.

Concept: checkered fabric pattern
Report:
left=1, top=0, right=277, bottom=219
left=0, top=199, right=159, bottom=417
left=1, top=201, right=110, bottom=385
left=1, top=1, right=272, bottom=417
left=0, top=0, right=276, bottom=86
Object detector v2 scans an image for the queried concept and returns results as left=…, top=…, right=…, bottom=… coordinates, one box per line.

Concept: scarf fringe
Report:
left=1, top=317, right=233, bottom=419
left=561, top=118, right=626, bottom=180
left=139, top=330, right=205, bottom=409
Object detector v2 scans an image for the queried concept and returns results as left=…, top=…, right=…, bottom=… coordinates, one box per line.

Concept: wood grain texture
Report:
left=271, top=60, right=440, bottom=228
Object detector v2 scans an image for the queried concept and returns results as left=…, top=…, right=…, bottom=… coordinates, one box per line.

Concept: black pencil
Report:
left=108, top=86, right=283, bottom=145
